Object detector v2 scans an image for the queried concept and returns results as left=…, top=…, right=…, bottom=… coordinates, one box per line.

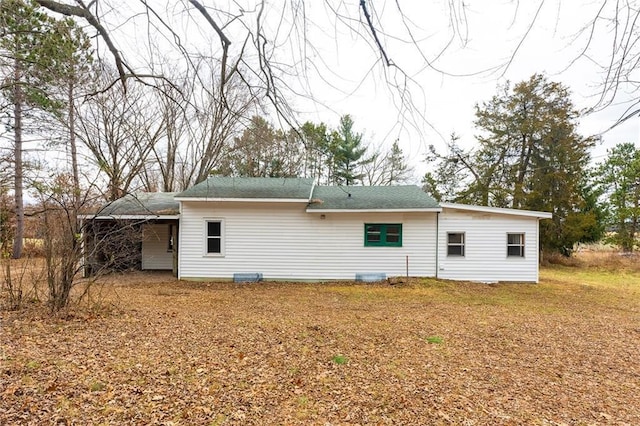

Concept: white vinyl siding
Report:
left=437, top=208, right=540, bottom=282
left=178, top=201, right=437, bottom=280
left=141, top=224, right=173, bottom=270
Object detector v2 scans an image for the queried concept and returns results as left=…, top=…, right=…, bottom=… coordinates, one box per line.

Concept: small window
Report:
left=168, top=224, right=174, bottom=252
left=205, top=220, right=224, bottom=255
left=364, top=224, right=402, bottom=247
left=507, top=233, right=525, bottom=257
left=447, top=232, right=465, bottom=256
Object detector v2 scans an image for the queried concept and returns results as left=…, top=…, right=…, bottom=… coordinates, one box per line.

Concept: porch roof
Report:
left=86, top=192, right=179, bottom=218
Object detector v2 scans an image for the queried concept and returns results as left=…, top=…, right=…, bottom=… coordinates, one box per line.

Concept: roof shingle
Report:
left=96, top=192, right=179, bottom=216
left=307, top=185, right=439, bottom=210
left=175, top=177, right=314, bottom=200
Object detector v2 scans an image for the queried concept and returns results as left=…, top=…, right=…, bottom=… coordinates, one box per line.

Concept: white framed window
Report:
left=204, top=219, right=225, bottom=256
left=507, top=233, right=525, bottom=257
left=447, top=232, right=465, bottom=256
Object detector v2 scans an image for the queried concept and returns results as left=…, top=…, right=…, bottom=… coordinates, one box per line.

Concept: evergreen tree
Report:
left=361, top=141, right=413, bottom=186
left=300, top=121, right=332, bottom=184
left=595, top=142, right=640, bottom=252
left=422, top=134, right=470, bottom=202
left=50, top=17, right=92, bottom=208
left=219, top=116, right=302, bottom=178
left=383, top=140, right=412, bottom=185
left=332, top=115, right=369, bottom=186
left=435, top=74, right=598, bottom=255
left=0, top=0, right=61, bottom=258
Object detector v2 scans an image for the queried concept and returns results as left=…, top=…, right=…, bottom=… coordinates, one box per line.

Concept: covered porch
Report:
left=80, top=193, right=179, bottom=277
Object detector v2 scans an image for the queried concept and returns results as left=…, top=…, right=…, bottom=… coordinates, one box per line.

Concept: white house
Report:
left=84, top=177, right=552, bottom=283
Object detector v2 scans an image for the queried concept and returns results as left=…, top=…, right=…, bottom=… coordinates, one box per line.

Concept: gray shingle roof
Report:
left=95, top=192, right=179, bottom=216
left=91, top=180, right=439, bottom=216
left=307, top=185, right=439, bottom=210
left=175, top=177, right=314, bottom=200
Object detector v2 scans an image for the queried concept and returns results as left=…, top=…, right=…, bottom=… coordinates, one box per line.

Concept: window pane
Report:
left=508, top=233, right=522, bottom=245
left=507, top=246, right=523, bottom=257
left=448, top=245, right=464, bottom=256
left=386, top=225, right=400, bottom=235
left=367, top=225, right=381, bottom=233
left=386, top=234, right=400, bottom=243
left=208, top=221, right=221, bottom=237
left=367, top=233, right=381, bottom=242
left=386, top=225, right=400, bottom=243
left=207, top=237, right=221, bottom=253
left=448, top=233, right=463, bottom=244
left=366, top=224, right=381, bottom=243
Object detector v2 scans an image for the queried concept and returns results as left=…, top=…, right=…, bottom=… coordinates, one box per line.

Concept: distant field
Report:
left=1, top=261, right=639, bottom=424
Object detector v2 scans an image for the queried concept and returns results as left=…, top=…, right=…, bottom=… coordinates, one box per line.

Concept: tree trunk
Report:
left=12, top=64, right=24, bottom=260
left=69, top=82, right=80, bottom=210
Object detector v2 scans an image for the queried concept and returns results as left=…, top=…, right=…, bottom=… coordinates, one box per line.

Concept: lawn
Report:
left=1, top=265, right=639, bottom=425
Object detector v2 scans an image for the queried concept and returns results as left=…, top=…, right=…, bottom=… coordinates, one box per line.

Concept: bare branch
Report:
left=359, top=0, right=391, bottom=67
left=35, top=0, right=128, bottom=86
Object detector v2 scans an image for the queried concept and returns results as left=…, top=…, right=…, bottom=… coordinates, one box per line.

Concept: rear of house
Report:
left=175, top=178, right=441, bottom=281
left=83, top=177, right=551, bottom=283
left=174, top=177, right=551, bottom=282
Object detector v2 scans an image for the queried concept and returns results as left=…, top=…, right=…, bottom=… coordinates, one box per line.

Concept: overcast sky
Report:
left=50, top=1, right=640, bottom=182
left=270, top=1, right=640, bottom=181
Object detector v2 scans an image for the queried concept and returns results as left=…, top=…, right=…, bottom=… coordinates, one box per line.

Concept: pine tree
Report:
left=595, top=142, right=640, bottom=252
left=332, top=115, right=369, bottom=186
left=383, top=140, right=412, bottom=185
left=422, top=134, right=471, bottom=202
left=50, top=17, right=92, bottom=208
left=461, top=74, right=597, bottom=255
left=0, top=0, right=61, bottom=258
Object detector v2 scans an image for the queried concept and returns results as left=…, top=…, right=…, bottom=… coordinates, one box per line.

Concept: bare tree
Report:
left=148, top=77, right=188, bottom=192
left=361, top=141, right=414, bottom=186
left=179, top=68, right=257, bottom=188
left=567, top=1, right=640, bottom=126
left=29, top=1, right=485, bottom=134
left=75, top=67, right=166, bottom=201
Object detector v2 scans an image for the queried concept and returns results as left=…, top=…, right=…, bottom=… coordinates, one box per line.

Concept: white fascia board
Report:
left=174, top=197, right=309, bottom=203
left=78, top=214, right=180, bottom=220
left=440, top=202, right=552, bottom=219
left=306, top=208, right=442, bottom=213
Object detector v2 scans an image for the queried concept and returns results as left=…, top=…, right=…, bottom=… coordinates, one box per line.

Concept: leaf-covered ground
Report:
left=2, top=268, right=639, bottom=425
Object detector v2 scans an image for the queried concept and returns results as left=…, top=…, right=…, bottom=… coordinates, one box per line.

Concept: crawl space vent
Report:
left=355, top=273, right=387, bottom=283
left=233, top=273, right=263, bottom=283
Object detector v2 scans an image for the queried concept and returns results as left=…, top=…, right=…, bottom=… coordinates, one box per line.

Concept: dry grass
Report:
left=547, top=247, right=640, bottom=272
left=2, top=265, right=640, bottom=425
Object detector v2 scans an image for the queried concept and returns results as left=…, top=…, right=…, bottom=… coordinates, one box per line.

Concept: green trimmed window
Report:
left=364, top=224, right=402, bottom=247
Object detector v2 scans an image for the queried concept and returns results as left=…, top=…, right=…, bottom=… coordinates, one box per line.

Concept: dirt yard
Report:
left=2, top=266, right=639, bottom=425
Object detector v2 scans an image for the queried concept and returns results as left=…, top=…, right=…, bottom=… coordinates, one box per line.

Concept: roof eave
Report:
left=78, top=214, right=180, bottom=220
left=306, top=208, right=442, bottom=213
left=175, top=197, right=310, bottom=203
left=440, top=202, right=553, bottom=219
